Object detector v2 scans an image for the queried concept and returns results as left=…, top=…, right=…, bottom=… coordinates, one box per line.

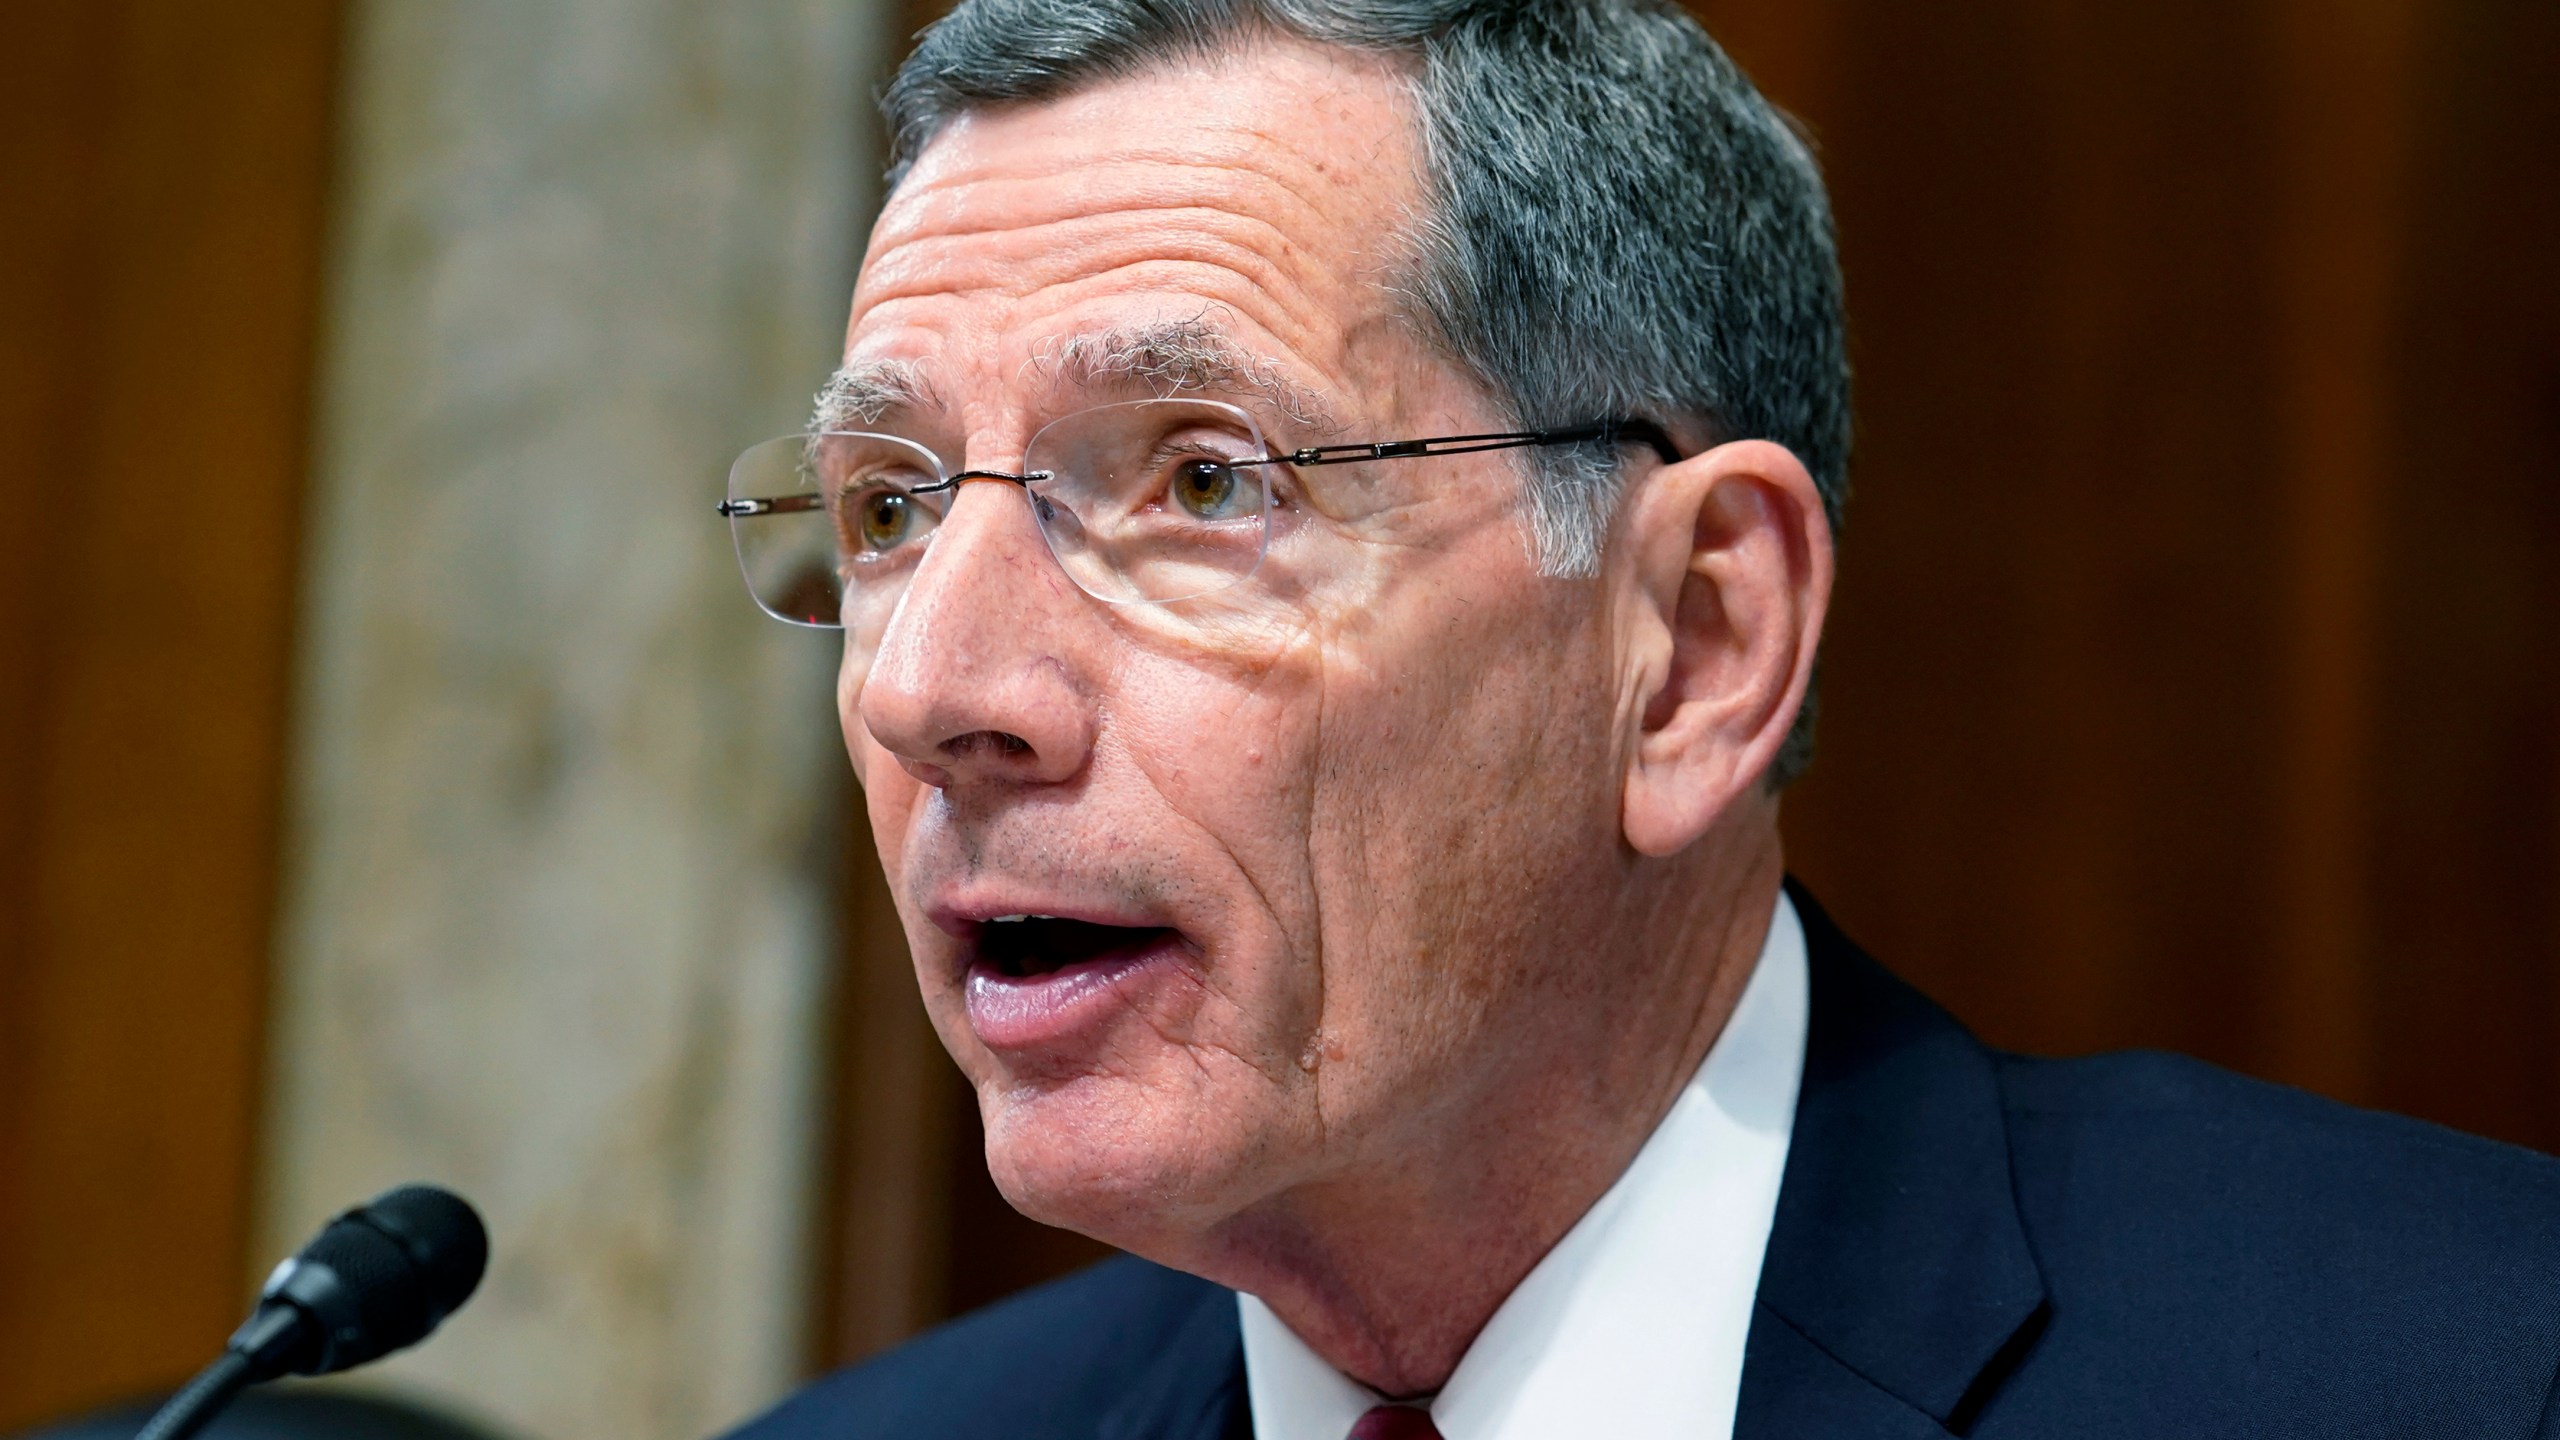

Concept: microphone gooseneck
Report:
left=129, top=1354, right=251, bottom=1440
left=133, top=1184, right=489, bottom=1440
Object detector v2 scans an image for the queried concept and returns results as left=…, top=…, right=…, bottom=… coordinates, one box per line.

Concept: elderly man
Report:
left=717, top=1, right=2560, bottom=1436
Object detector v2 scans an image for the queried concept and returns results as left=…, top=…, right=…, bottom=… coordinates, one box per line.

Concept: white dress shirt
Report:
left=1238, top=891, right=1809, bottom=1440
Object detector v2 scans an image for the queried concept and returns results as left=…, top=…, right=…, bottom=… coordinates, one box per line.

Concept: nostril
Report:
left=942, top=730, right=1032, bottom=761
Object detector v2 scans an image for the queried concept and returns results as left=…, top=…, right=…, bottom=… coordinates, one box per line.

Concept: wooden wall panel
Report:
left=1747, top=0, right=2295, bottom=1075
left=1715, top=0, right=2560, bottom=1148
left=2358, top=0, right=2560, bottom=1146
left=0, top=1, right=340, bottom=1426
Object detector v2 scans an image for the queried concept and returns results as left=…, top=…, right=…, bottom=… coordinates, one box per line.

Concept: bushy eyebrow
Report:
left=1038, top=318, right=1339, bottom=431
left=810, top=359, right=940, bottom=433
left=810, top=318, right=1342, bottom=443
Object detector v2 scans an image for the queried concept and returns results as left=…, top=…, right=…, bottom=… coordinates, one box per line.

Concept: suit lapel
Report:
left=1737, top=883, right=2049, bottom=1435
left=1099, top=1280, right=1250, bottom=1440
left=1738, top=1302, right=1973, bottom=1438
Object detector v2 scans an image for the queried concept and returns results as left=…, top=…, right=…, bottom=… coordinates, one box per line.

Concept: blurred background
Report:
left=2, top=0, right=2552, bottom=1435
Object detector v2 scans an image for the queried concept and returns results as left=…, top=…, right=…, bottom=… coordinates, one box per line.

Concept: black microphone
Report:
left=135, top=1184, right=489, bottom=1440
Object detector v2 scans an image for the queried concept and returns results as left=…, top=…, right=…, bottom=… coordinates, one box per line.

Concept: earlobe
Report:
left=1615, top=440, right=1832, bottom=857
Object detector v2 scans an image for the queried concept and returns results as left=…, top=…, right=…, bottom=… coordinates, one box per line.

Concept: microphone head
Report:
left=249, top=1184, right=489, bottom=1378
left=360, top=1184, right=490, bottom=1321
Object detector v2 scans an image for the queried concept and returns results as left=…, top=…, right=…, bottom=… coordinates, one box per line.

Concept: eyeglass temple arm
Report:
left=1238, top=418, right=1683, bottom=471
left=716, top=493, right=828, bottom=518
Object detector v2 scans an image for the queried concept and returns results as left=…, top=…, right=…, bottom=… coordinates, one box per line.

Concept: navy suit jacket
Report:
left=732, top=886, right=2560, bottom=1437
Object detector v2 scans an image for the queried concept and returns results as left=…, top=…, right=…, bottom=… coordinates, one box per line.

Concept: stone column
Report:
left=262, top=4, right=886, bottom=1437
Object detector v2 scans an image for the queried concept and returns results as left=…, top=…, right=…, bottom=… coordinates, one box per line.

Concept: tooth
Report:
left=990, top=914, right=1028, bottom=924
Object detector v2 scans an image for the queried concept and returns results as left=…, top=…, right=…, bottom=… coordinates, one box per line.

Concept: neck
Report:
left=1199, top=820, right=1786, bottom=1395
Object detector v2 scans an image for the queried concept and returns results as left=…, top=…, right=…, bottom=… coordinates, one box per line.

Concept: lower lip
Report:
left=962, top=936, right=1183, bottom=1050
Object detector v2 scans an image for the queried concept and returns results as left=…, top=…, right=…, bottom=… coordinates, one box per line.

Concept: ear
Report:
left=1612, top=439, right=1833, bottom=857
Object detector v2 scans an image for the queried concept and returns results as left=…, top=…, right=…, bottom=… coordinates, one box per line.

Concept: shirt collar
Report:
left=1240, top=890, right=1809, bottom=1440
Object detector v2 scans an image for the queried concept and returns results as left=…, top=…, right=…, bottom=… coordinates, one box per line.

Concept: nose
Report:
left=856, top=478, right=1097, bottom=788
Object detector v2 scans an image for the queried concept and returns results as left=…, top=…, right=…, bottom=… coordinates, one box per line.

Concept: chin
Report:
left=977, top=1069, right=1273, bottom=1253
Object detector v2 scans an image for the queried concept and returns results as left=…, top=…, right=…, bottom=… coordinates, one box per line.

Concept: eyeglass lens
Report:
left=724, top=398, right=1275, bottom=630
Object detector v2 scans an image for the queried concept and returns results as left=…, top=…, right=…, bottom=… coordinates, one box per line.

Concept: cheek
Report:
left=1117, top=665, right=1313, bottom=815
left=1112, top=634, right=1329, bottom=947
left=1298, top=588, right=1619, bottom=1031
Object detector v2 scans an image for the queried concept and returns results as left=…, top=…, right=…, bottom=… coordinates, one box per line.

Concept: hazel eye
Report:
left=1170, top=459, right=1252, bottom=520
left=851, top=490, right=921, bottom=552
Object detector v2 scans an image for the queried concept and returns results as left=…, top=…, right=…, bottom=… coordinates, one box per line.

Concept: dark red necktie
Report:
left=1346, top=1404, right=1443, bottom=1440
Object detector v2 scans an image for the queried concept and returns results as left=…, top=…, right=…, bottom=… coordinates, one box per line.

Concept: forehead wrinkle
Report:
left=854, top=243, right=1365, bottom=430
left=1221, top=119, right=1415, bottom=233
left=857, top=141, right=1381, bottom=335
left=889, top=139, right=1371, bottom=250
left=860, top=240, right=1307, bottom=343
left=853, top=208, right=1351, bottom=388
left=859, top=198, right=1326, bottom=320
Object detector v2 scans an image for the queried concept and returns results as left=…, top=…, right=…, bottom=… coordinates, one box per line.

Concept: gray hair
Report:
left=881, top=0, right=1848, bottom=785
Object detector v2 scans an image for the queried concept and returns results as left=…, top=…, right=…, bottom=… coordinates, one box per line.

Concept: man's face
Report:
left=841, top=42, right=1645, bottom=1253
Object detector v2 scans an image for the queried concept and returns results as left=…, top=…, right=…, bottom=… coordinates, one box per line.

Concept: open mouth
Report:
left=960, top=913, right=1190, bottom=1049
left=975, top=915, right=1182, bottom=979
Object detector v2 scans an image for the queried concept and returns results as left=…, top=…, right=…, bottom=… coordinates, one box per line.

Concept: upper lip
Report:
left=926, top=895, right=1189, bottom=983
left=927, top=895, right=1172, bottom=941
